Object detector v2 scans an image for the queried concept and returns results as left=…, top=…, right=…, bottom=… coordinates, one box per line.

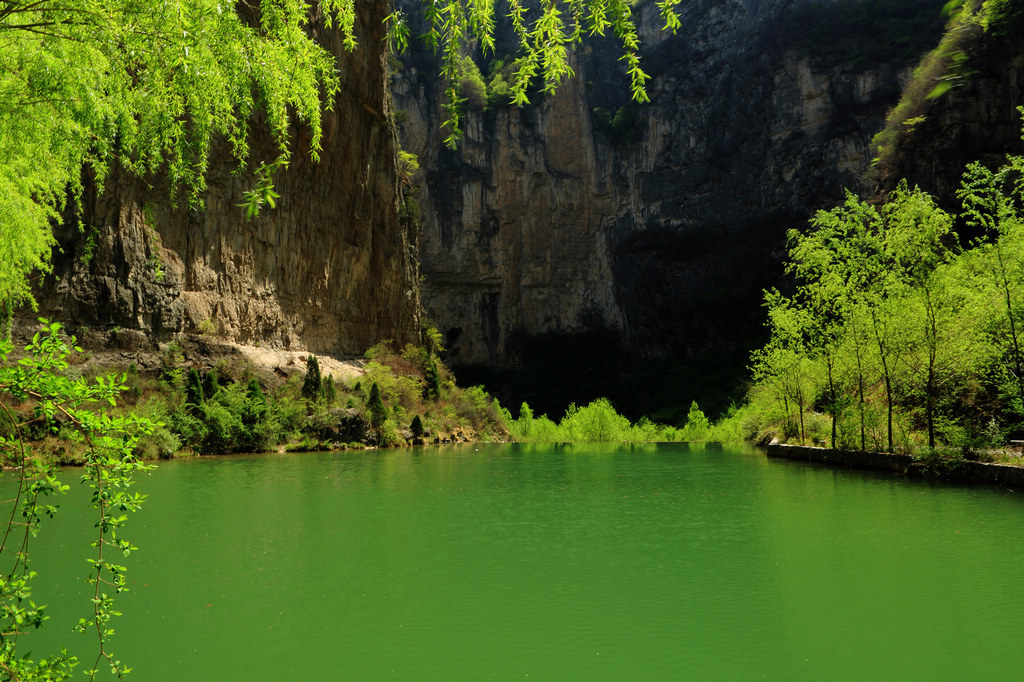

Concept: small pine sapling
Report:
left=302, top=355, right=323, bottom=401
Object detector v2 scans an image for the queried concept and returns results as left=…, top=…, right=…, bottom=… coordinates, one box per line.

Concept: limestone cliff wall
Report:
left=394, top=0, right=943, bottom=365
left=28, top=0, right=419, bottom=356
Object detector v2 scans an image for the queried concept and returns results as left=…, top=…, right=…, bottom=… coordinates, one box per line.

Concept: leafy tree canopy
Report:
left=0, top=0, right=350, bottom=313
left=0, top=0, right=676, bottom=316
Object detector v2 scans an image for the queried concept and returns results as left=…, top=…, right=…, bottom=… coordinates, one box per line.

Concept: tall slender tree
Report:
left=302, top=355, right=323, bottom=401
left=367, top=382, right=387, bottom=444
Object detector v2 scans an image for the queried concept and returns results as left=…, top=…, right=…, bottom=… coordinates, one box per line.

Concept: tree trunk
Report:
left=872, top=313, right=895, bottom=453
left=925, top=288, right=938, bottom=450
left=797, top=395, right=806, bottom=444
left=827, top=356, right=837, bottom=448
left=855, top=346, right=866, bottom=451
left=996, top=244, right=1024, bottom=410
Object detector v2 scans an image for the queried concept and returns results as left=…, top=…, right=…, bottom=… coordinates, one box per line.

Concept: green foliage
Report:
left=364, top=361, right=422, bottom=418
left=509, top=398, right=704, bottom=443
left=399, top=342, right=427, bottom=367
left=399, top=195, right=421, bottom=231
left=185, top=368, right=204, bottom=407
left=743, top=142, right=1024, bottom=452
left=302, top=355, right=323, bottom=402
left=422, top=325, right=446, bottom=356
left=453, top=385, right=500, bottom=431
left=134, top=423, right=182, bottom=460
left=379, top=418, right=403, bottom=447
left=1, top=321, right=155, bottom=680
left=424, top=356, right=442, bottom=401
left=357, top=338, right=509, bottom=442
left=411, top=414, right=425, bottom=438
left=161, top=372, right=281, bottom=455
left=201, top=368, right=221, bottom=402
left=247, top=378, right=267, bottom=409
left=871, top=0, right=1018, bottom=177
left=405, top=0, right=671, bottom=146
left=486, top=63, right=514, bottom=108
left=0, top=0, right=357, bottom=312
left=397, top=150, right=420, bottom=183
left=561, top=398, right=633, bottom=442
left=196, top=399, right=246, bottom=455
left=364, top=340, right=394, bottom=361
left=366, top=382, right=387, bottom=442
left=912, top=446, right=969, bottom=476
left=510, top=402, right=562, bottom=442
left=4, top=333, right=513, bottom=460
left=456, top=55, right=487, bottom=108
left=680, top=401, right=712, bottom=441
left=323, top=374, right=337, bottom=404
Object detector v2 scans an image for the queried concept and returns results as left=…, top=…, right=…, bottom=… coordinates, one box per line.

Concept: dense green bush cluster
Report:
left=737, top=128, right=1024, bottom=455
left=508, top=398, right=727, bottom=443
left=361, top=337, right=511, bottom=444
left=456, top=54, right=487, bottom=108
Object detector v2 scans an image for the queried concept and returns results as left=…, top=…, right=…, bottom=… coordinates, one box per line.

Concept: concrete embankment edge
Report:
left=765, top=444, right=1024, bottom=487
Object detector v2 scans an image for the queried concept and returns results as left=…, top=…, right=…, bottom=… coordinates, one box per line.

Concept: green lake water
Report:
left=7, top=442, right=1024, bottom=680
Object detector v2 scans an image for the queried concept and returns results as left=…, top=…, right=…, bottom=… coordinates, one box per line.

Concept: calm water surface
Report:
left=9, top=443, right=1024, bottom=680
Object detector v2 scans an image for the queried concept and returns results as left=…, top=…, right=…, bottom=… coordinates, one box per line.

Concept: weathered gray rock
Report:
left=394, top=0, right=945, bottom=364
left=26, top=0, right=419, bottom=357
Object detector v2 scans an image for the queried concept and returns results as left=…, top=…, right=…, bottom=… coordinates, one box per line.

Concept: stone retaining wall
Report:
left=766, top=444, right=1024, bottom=487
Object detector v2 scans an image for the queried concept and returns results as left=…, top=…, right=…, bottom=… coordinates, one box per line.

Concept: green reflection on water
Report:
left=8, top=443, right=1024, bottom=680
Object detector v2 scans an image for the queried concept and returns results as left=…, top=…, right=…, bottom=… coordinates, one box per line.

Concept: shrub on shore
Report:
left=3, top=332, right=511, bottom=463
left=508, top=397, right=729, bottom=444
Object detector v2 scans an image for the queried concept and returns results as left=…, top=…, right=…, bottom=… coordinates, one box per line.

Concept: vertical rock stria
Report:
left=29, top=0, right=419, bottom=355
left=394, top=0, right=945, bottom=365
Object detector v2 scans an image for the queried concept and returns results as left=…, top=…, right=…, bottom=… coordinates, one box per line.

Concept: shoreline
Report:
left=766, top=443, right=1024, bottom=487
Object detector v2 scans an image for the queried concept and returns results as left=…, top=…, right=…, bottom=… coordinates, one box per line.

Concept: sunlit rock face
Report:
left=28, top=0, right=419, bottom=355
left=394, top=0, right=944, bottom=365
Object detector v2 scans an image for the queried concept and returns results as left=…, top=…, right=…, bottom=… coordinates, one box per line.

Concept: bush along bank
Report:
left=506, top=398, right=742, bottom=443
left=0, top=327, right=512, bottom=465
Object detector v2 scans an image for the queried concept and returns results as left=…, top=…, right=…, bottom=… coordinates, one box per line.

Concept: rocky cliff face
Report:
left=394, top=0, right=945, bottom=366
left=27, top=1, right=418, bottom=356
left=877, top=13, right=1024, bottom=206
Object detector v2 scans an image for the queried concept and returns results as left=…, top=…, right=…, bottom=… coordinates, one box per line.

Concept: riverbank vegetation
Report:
left=732, top=115, right=1024, bottom=458
left=1, top=331, right=511, bottom=467
left=506, top=398, right=740, bottom=443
